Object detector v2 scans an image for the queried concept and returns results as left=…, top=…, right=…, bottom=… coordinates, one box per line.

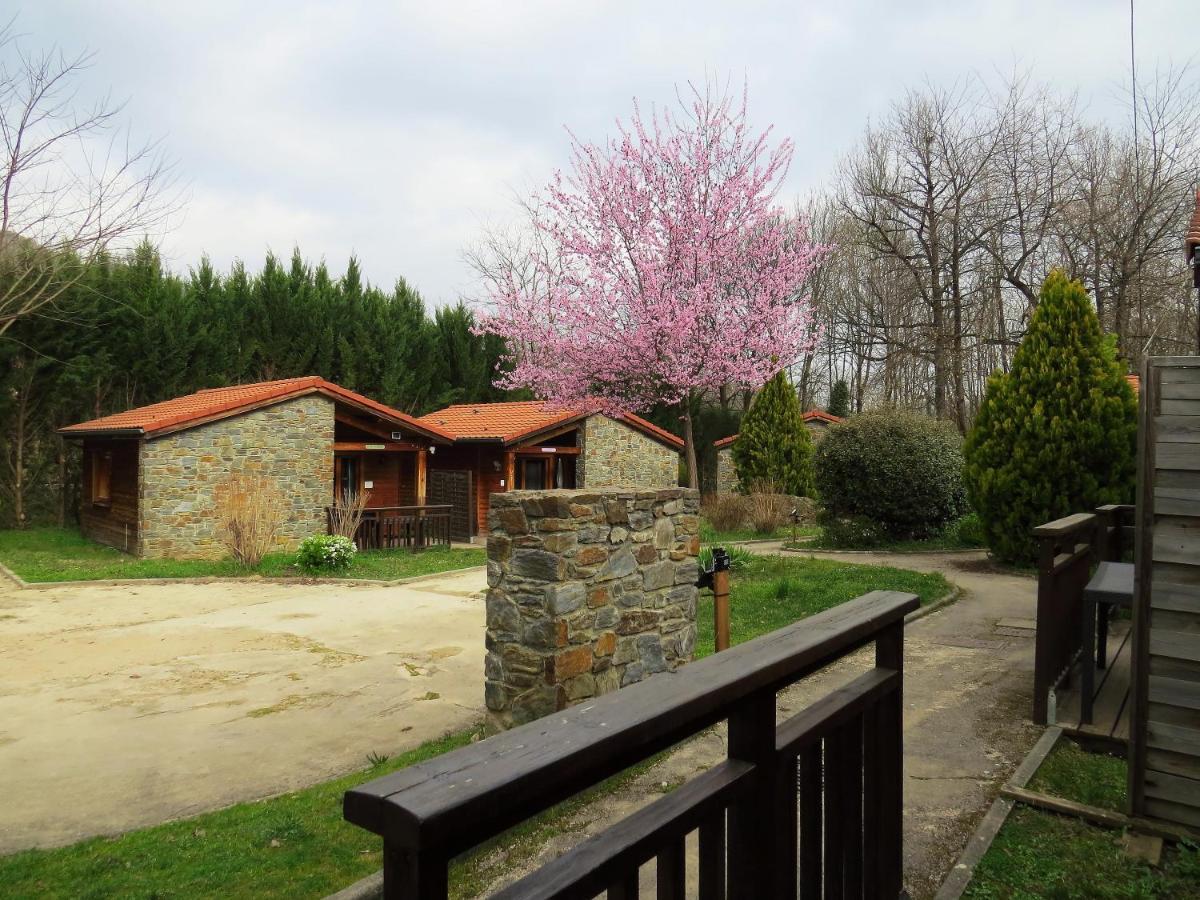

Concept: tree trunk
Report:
left=57, top=439, right=67, bottom=528
left=681, top=398, right=699, bottom=491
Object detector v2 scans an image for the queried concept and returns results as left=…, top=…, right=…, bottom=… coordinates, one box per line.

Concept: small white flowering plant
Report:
left=297, top=534, right=357, bottom=573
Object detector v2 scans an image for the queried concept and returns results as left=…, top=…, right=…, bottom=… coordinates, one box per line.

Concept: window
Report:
left=91, top=450, right=113, bottom=505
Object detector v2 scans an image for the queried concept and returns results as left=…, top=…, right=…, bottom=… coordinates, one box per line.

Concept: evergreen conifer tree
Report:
left=963, top=270, right=1137, bottom=563
left=827, top=379, right=850, bottom=418
left=731, top=369, right=815, bottom=495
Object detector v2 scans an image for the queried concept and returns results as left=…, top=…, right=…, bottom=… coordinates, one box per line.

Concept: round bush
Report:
left=297, top=534, right=357, bottom=573
left=815, top=410, right=967, bottom=539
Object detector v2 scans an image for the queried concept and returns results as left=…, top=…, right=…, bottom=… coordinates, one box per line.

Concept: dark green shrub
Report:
left=815, top=410, right=968, bottom=539
left=963, top=271, right=1136, bottom=564
left=818, top=513, right=888, bottom=548
left=732, top=370, right=815, bottom=496
left=945, top=512, right=986, bottom=548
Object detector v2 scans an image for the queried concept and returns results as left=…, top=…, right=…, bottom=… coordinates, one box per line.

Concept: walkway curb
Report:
left=781, top=546, right=987, bottom=557
left=933, top=726, right=1062, bottom=900
left=906, top=586, right=962, bottom=624
left=0, top=564, right=487, bottom=592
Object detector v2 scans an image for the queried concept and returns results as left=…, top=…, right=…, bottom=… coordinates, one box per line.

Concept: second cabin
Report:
left=417, top=401, right=684, bottom=538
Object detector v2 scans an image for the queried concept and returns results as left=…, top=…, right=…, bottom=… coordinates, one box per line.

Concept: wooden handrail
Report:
left=343, top=590, right=918, bottom=898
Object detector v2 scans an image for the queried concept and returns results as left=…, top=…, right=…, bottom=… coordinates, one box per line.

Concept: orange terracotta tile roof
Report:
left=418, top=400, right=684, bottom=450
left=60, top=377, right=454, bottom=441
left=1187, top=189, right=1200, bottom=259
left=713, top=410, right=844, bottom=448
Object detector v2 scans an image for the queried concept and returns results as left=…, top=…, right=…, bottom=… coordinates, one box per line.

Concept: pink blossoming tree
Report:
left=476, top=84, right=829, bottom=487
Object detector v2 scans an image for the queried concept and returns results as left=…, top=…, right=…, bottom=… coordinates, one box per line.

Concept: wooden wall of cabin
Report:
left=1129, top=357, right=1200, bottom=830
left=79, top=438, right=140, bottom=554
left=359, top=453, right=417, bottom=507
left=428, top=444, right=503, bottom=534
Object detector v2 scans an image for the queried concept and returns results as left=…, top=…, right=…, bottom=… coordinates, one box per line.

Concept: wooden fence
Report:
left=326, top=505, right=452, bottom=552
left=344, top=590, right=919, bottom=899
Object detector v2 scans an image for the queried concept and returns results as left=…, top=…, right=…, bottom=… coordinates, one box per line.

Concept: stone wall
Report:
left=579, top=415, right=679, bottom=489
left=138, top=396, right=334, bottom=558
left=484, top=488, right=699, bottom=730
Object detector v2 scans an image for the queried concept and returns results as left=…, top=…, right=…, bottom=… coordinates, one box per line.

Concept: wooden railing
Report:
left=327, top=505, right=452, bottom=552
left=1031, top=505, right=1135, bottom=724
left=344, top=590, right=919, bottom=899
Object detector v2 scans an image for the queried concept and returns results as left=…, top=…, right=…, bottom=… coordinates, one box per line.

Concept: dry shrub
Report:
left=702, top=492, right=749, bottom=533
left=746, top=478, right=793, bottom=534
left=328, top=488, right=370, bottom=540
left=214, top=474, right=285, bottom=567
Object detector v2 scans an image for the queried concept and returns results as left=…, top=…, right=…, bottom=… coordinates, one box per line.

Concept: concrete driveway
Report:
left=0, top=569, right=487, bottom=853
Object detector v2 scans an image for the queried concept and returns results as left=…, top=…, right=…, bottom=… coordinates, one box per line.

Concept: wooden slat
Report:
left=1148, top=701, right=1200, bottom=729
left=1156, top=444, right=1200, bottom=470
left=1146, top=719, right=1200, bottom=756
left=1149, top=675, right=1200, bottom=711
left=607, top=872, right=639, bottom=900
left=1148, top=655, right=1200, bottom=683
left=798, top=745, right=822, bottom=900
left=1159, top=364, right=1200, bottom=383
left=697, top=812, right=725, bottom=900
left=1144, top=797, right=1200, bottom=829
left=1146, top=747, right=1200, bottom=780
left=1154, top=489, right=1200, bottom=515
left=1160, top=399, right=1200, bottom=416
left=1152, top=517, right=1200, bottom=565
left=1156, top=416, right=1200, bottom=443
left=1152, top=609, right=1200, bottom=634
left=1162, top=382, right=1200, bottom=401
left=655, top=835, right=686, bottom=900
left=1151, top=630, right=1200, bottom=664
left=823, top=730, right=845, bottom=898
left=840, top=718, right=864, bottom=899
left=1152, top=583, right=1200, bottom=614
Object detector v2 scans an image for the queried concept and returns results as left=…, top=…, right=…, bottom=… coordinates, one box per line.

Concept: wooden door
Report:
left=1129, top=357, right=1200, bottom=829
left=428, top=469, right=474, bottom=542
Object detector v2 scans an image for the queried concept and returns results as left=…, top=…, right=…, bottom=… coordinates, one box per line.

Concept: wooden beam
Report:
left=1000, top=784, right=1200, bottom=844
left=513, top=446, right=582, bottom=456
left=334, top=441, right=420, bottom=452
left=504, top=450, right=515, bottom=491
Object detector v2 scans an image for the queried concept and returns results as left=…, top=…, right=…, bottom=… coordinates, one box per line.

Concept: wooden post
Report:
left=714, top=566, right=731, bottom=653
left=416, top=449, right=427, bottom=506
left=504, top=450, right=515, bottom=491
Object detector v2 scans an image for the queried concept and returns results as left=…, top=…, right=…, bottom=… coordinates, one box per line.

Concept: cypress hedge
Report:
left=732, top=370, right=815, bottom=496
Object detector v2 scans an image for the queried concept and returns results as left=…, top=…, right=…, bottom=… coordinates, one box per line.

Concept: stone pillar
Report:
left=484, top=488, right=700, bottom=730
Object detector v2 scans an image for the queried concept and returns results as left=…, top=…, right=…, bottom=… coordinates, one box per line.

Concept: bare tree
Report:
left=0, top=24, right=176, bottom=337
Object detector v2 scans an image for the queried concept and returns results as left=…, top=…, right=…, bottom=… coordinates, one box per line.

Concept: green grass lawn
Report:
left=0, top=728, right=483, bottom=900
left=694, top=553, right=951, bottom=658
left=966, top=740, right=1200, bottom=898
left=699, top=520, right=821, bottom=544
left=0, top=527, right=485, bottom=583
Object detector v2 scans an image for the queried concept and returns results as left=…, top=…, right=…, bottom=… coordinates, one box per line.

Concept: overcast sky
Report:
left=9, top=1, right=1195, bottom=306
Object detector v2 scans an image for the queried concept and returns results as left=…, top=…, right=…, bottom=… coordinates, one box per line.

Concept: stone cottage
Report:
left=714, top=409, right=843, bottom=494
left=417, top=401, right=684, bottom=537
left=59, top=377, right=454, bottom=558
